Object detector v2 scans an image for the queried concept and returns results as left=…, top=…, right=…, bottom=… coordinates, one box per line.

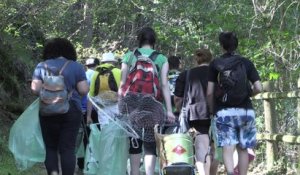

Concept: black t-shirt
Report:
left=208, top=53, right=260, bottom=111
left=174, top=66, right=209, bottom=98
left=174, top=65, right=210, bottom=127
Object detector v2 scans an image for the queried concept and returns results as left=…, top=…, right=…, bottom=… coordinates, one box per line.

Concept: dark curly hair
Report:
left=42, top=38, right=77, bottom=61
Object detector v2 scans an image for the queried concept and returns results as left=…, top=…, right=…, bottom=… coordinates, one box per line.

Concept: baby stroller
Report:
left=154, top=124, right=195, bottom=175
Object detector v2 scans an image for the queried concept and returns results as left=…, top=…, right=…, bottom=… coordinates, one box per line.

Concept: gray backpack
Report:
left=185, top=76, right=208, bottom=121
left=39, top=61, right=71, bottom=116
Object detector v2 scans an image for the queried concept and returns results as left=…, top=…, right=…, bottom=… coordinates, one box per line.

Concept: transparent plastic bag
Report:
left=98, top=123, right=129, bottom=175
left=84, top=122, right=129, bottom=175
left=8, top=99, right=45, bottom=170
left=84, top=124, right=101, bottom=175
left=75, top=125, right=85, bottom=158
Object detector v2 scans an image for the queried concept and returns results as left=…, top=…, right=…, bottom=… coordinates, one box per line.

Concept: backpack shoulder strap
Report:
left=148, top=51, right=160, bottom=62
left=215, top=55, right=242, bottom=71
left=127, top=49, right=139, bottom=72
left=111, top=68, right=121, bottom=87
left=108, top=68, right=119, bottom=92
left=182, top=70, right=190, bottom=107
left=43, top=60, right=70, bottom=76
left=43, top=62, right=50, bottom=76
left=59, top=61, right=71, bottom=75
left=95, top=64, right=114, bottom=75
left=128, top=49, right=140, bottom=64
left=133, top=49, right=142, bottom=57
left=92, top=71, right=99, bottom=96
left=133, top=49, right=160, bottom=61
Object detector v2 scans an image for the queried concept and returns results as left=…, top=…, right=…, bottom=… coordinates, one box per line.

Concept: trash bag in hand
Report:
left=8, top=99, right=45, bottom=170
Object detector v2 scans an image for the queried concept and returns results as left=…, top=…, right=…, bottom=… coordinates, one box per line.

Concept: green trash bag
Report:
left=76, top=125, right=85, bottom=158
left=8, top=99, right=45, bottom=170
left=84, top=124, right=101, bottom=175
left=84, top=123, right=129, bottom=175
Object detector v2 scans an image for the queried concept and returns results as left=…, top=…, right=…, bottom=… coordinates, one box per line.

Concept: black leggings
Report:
left=40, top=101, right=82, bottom=175
left=188, top=119, right=211, bottom=135
left=129, top=138, right=157, bottom=156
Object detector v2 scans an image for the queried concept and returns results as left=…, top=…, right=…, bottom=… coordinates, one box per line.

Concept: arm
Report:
left=77, top=80, right=89, bottom=96
left=173, top=71, right=185, bottom=114
left=161, top=62, right=175, bottom=122
left=78, top=80, right=90, bottom=123
left=118, top=63, right=129, bottom=97
left=247, top=61, right=262, bottom=96
left=31, top=79, right=42, bottom=95
left=251, top=80, right=262, bottom=96
left=174, top=96, right=183, bottom=113
left=76, top=64, right=89, bottom=96
left=207, top=81, right=215, bottom=115
left=86, top=99, right=93, bottom=124
left=87, top=72, right=98, bottom=124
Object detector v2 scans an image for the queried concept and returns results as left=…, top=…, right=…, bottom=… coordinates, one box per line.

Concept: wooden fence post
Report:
left=297, top=78, right=300, bottom=134
left=297, top=78, right=300, bottom=173
left=262, top=81, right=278, bottom=171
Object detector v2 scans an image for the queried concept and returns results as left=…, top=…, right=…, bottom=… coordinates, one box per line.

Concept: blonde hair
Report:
left=194, top=48, right=213, bottom=65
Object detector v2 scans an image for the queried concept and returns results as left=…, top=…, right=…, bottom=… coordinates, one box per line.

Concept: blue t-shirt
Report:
left=32, top=57, right=87, bottom=110
left=81, top=69, right=95, bottom=112
left=85, top=69, right=95, bottom=84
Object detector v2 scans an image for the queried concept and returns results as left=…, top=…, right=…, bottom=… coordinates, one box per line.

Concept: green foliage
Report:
left=1, top=0, right=298, bottom=83
left=0, top=1, right=299, bottom=173
left=0, top=133, right=45, bottom=175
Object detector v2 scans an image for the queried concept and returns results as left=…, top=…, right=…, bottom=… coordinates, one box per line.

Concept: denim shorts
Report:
left=213, top=108, right=257, bottom=149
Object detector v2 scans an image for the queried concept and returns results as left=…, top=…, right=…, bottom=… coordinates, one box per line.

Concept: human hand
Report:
left=87, top=115, right=93, bottom=125
left=167, top=111, right=176, bottom=123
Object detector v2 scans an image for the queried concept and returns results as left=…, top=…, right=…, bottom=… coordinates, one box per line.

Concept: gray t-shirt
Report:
left=32, top=57, right=87, bottom=110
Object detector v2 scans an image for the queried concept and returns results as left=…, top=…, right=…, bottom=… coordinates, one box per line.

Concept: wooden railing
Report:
left=252, top=81, right=300, bottom=171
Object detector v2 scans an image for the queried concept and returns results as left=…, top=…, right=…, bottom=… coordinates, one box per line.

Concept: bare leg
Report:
left=50, top=171, right=58, bottom=175
left=210, top=158, right=219, bottom=175
left=130, top=154, right=142, bottom=175
left=223, top=145, right=235, bottom=174
left=144, top=155, right=156, bottom=175
left=195, top=134, right=211, bottom=175
left=209, top=143, right=219, bottom=175
left=237, top=147, right=249, bottom=175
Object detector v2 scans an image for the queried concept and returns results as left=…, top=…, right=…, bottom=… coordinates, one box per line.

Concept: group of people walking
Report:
left=30, top=26, right=262, bottom=175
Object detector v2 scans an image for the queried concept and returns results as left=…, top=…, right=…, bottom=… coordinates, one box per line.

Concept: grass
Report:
left=0, top=146, right=45, bottom=175
left=0, top=115, right=47, bottom=175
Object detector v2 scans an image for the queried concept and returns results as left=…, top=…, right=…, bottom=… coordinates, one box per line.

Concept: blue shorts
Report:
left=213, top=108, right=257, bottom=149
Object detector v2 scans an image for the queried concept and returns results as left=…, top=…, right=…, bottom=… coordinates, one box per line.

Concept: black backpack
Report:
left=215, top=55, right=251, bottom=106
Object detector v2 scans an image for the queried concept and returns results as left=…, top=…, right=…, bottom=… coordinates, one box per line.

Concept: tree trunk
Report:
left=82, top=1, right=93, bottom=48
